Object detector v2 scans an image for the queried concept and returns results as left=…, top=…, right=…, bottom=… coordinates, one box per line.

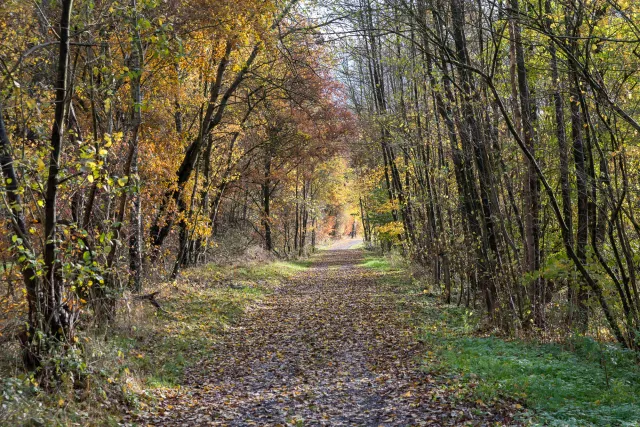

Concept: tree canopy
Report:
left=3, top=0, right=640, bottom=421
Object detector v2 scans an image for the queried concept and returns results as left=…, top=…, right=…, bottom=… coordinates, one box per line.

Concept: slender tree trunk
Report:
left=128, top=0, right=143, bottom=292
left=546, top=0, right=572, bottom=243
left=43, top=0, right=75, bottom=339
left=567, top=9, right=590, bottom=332
left=511, top=0, right=542, bottom=326
left=263, top=145, right=273, bottom=252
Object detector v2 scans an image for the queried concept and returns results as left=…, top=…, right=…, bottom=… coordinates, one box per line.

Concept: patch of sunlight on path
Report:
left=324, top=238, right=364, bottom=250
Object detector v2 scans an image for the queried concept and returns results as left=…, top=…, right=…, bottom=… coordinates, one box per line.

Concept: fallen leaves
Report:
left=130, top=250, right=524, bottom=426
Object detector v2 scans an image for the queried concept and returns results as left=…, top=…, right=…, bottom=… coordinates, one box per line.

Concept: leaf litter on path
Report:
left=132, top=250, right=522, bottom=426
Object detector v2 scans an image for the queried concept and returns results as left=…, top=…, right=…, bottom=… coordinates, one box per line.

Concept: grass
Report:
left=415, top=284, right=640, bottom=426
left=359, top=252, right=405, bottom=272
left=362, top=253, right=640, bottom=426
left=435, top=336, right=640, bottom=426
left=0, top=258, right=310, bottom=426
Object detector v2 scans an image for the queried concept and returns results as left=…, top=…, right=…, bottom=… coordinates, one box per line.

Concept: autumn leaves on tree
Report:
left=3, top=0, right=640, bottom=388
left=0, top=0, right=350, bottom=369
left=342, top=0, right=640, bottom=348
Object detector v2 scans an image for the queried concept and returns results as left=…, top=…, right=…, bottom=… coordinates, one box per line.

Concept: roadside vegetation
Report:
left=0, top=258, right=309, bottom=426
left=362, top=252, right=640, bottom=427
left=3, top=0, right=640, bottom=423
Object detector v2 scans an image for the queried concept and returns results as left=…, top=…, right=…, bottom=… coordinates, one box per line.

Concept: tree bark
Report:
left=43, top=0, right=75, bottom=339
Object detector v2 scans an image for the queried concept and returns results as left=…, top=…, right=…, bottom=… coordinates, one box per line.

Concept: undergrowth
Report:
left=0, top=258, right=308, bottom=426
left=434, top=335, right=640, bottom=426
left=415, top=276, right=640, bottom=425
left=359, top=251, right=405, bottom=272
left=361, top=253, right=640, bottom=426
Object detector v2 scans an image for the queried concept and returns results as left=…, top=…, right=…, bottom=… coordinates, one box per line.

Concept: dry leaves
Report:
left=130, top=250, right=522, bottom=426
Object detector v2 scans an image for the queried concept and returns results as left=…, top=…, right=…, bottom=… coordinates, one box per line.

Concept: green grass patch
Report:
left=417, top=297, right=640, bottom=426
left=123, top=280, right=266, bottom=389
left=197, top=259, right=312, bottom=284
left=437, top=336, right=640, bottom=426
left=359, top=254, right=404, bottom=272
left=0, top=258, right=299, bottom=426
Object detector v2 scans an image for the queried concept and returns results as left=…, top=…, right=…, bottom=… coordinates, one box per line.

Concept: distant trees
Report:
left=337, top=0, right=640, bottom=348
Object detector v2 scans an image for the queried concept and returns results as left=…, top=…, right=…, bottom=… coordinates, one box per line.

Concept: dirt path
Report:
left=325, top=238, right=363, bottom=250
left=139, top=250, right=516, bottom=426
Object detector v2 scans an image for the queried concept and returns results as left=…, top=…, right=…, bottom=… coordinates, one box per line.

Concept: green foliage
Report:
left=360, top=253, right=405, bottom=272
left=0, top=258, right=308, bottom=425
left=418, top=297, right=640, bottom=426
left=198, top=259, right=312, bottom=283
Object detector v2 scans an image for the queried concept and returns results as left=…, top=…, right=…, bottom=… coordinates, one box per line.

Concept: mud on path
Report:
left=138, top=250, right=517, bottom=426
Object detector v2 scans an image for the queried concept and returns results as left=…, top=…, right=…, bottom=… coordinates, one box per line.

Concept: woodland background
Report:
left=2, top=0, right=640, bottom=424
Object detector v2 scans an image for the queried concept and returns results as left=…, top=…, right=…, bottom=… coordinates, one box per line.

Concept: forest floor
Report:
left=131, top=244, right=522, bottom=426
left=5, top=243, right=637, bottom=425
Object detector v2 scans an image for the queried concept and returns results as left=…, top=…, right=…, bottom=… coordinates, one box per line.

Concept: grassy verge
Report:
left=362, top=254, right=640, bottom=426
left=359, top=252, right=405, bottom=272
left=420, top=299, right=640, bottom=426
left=0, top=258, right=310, bottom=426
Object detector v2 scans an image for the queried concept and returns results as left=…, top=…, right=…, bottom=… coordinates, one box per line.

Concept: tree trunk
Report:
left=43, top=0, right=75, bottom=341
left=128, top=0, right=143, bottom=292
left=567, top=10, right=590, bottom=332
left=263, top=145, right=273, bottom=252
left=510, top=0, right=542, bottom=326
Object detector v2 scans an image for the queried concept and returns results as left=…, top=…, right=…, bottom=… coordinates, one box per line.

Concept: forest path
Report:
left=139, top=250, right=513, bottom=426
